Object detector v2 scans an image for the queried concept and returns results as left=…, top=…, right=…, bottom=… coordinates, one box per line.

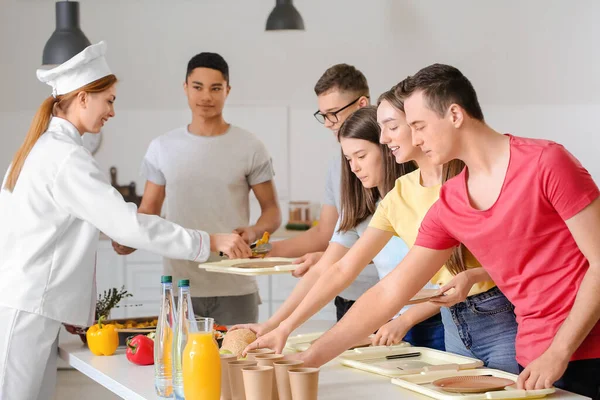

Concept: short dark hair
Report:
left=314, top=64, right=369, bottom=98
left=398, top=64, right=484, bottom=121
left=186, top=52, right=229, bottom=84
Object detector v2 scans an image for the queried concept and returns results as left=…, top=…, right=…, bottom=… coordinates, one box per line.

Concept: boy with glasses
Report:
left=268, top=64, right=379, bottom=321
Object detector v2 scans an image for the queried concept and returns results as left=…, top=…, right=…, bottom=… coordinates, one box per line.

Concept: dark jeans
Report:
left=334, top=296, right=445, bottom=351
left=403, top=312, right=445, bottom=351
left=519, top=358, right=600, bottom=400
left=335, top=296, right=355, bottom=321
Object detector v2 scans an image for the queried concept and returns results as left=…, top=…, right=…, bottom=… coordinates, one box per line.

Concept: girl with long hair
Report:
left=233, top=106, right=446, bottom=351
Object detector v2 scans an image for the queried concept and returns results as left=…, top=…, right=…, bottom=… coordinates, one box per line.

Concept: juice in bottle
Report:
left=182, top=317, right=221, bottom=400
left=173, top=279, right=195, bottom=400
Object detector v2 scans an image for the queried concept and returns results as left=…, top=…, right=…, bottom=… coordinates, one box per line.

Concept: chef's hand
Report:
left=292, top=252, right=324, bottom=278
left=233, top=227, right=257, bottom=245
left=371, top=317, right=409, bottom=347
left=229, top=320, right=277, bottom=337
left=242, top=325, right=290, bottom=356
left=111, top=240, right=137, bottom=255
left=517, top=348, right=569, bottom=390
left=429, top=270, right=473, bottom=307
left=63, top=324, right=80, bottom=335
left=210, top=234, right=252, bottom=259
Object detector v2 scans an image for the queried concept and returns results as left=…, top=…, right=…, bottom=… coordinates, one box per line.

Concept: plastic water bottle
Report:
left=155, top=275, right=177, bottom=397
left=173, top=279, right=196, bottom=400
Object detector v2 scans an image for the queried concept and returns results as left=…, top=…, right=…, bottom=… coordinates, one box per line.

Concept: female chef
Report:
left=0, top=41, right=251, bottom=399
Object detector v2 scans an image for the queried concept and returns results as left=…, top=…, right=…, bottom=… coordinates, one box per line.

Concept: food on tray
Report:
left=112, top=318, right=159, bottom=330
left=214, top=323, right=228, bottom=332
left=256, top=231, right=270, bottom=246
left=250, top=232, right=271, bottom=259
left=213, top=323, right=228, bottom=341
left=220, top=328, right=257, bottom=357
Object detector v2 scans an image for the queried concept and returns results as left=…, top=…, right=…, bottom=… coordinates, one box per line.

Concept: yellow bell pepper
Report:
left=86, top=316, right=119, bottom=356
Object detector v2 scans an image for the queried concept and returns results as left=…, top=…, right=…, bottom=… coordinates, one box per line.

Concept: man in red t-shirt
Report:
left=289, top=65, right=600, bottom=399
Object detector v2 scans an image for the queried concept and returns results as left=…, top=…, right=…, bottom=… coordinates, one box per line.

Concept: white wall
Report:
left=1, top=0, right=599, bottom=213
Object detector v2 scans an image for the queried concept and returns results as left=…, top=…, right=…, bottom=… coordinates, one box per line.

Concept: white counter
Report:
left=58, top=320, right=588, bottom=400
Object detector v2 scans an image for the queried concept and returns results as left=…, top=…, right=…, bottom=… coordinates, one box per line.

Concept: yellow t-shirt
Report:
left=369, top=169, right=495, bottom=296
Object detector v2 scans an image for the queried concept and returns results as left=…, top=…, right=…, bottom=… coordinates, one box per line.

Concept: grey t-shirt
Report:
left=141, top=125, right=274, bottom=297
left=323, top=151, right=379, bottom=301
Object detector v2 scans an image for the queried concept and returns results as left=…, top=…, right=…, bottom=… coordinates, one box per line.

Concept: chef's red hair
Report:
left=4, top=74, right=117, bottom=192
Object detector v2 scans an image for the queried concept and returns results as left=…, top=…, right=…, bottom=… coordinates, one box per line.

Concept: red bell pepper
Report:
left=126, top=335, right=154, bottom=366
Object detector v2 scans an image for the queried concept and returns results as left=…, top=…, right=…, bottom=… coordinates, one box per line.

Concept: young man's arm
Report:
left=292, top=246, right=453, bottom=367
left=242, top=228, right=394, bottom=354
left=518, top=197, right=600, bottom=390
left=234, top=180, right=281, bottom=244
left=268, top=204, right=339, bottom=257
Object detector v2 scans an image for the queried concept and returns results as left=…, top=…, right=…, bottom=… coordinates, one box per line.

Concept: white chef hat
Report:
left=36, top=41, right=112, bottom=98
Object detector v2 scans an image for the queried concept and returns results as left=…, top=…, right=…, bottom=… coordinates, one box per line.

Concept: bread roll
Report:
left=221, top=328, right=257, bottom=357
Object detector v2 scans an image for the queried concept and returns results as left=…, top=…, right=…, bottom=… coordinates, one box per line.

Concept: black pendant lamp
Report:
left=266, top=0, right=305, bottom=31
left=42, top=1, right=91, bottom=65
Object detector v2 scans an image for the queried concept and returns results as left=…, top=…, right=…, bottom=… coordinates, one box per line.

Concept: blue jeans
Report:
left=519, top=359, right=600, bottom=400
left=441, top=286, right=519, bottom=374
left=336, top=296, right=445, bottom=351
left=403, top=312, right=445, bottom=351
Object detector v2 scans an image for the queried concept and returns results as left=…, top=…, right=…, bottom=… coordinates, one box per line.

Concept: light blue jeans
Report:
left=441, top=287, right=519, bottom=374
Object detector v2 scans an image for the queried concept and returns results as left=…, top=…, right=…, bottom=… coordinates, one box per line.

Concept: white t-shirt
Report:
left=323, top=151, right=379, bottom=300
left=141, top=125, right=274, bottom=297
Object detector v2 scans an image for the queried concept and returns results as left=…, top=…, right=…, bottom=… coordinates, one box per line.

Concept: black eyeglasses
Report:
left=313, top=96, right=368, bottom=124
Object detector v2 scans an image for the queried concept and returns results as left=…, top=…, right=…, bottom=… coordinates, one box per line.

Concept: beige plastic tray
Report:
left=391, top=368, right=555, bottom=399
left=198, top=257, right=297, bottom=276
left=339, top=346, right=483, bottom=377
left=285, top=332, right=410, bottom=356
left=285, top=332, right=324, bottom=352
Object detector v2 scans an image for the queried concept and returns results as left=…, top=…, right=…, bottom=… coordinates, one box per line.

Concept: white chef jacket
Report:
left=0, top=117, right=210, bottom=326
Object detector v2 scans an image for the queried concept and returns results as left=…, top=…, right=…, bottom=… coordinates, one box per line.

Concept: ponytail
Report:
left=3, top=74, right=117, bottom=192
left=4, top=96, right=57, bottom=191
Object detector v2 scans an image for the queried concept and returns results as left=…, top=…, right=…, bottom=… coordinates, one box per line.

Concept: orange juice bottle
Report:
left=182, top=318, right=221, bottom=400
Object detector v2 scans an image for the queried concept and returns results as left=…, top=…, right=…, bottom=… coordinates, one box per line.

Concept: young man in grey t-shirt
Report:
left=113, top=53, right=281, bottom=325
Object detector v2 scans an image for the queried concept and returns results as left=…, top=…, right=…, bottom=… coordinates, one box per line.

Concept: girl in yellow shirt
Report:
left=366, top=85, right=518, bottom=373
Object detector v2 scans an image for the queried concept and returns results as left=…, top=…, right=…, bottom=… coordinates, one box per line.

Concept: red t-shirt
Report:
left=415, top=135, right=600, bottom=366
